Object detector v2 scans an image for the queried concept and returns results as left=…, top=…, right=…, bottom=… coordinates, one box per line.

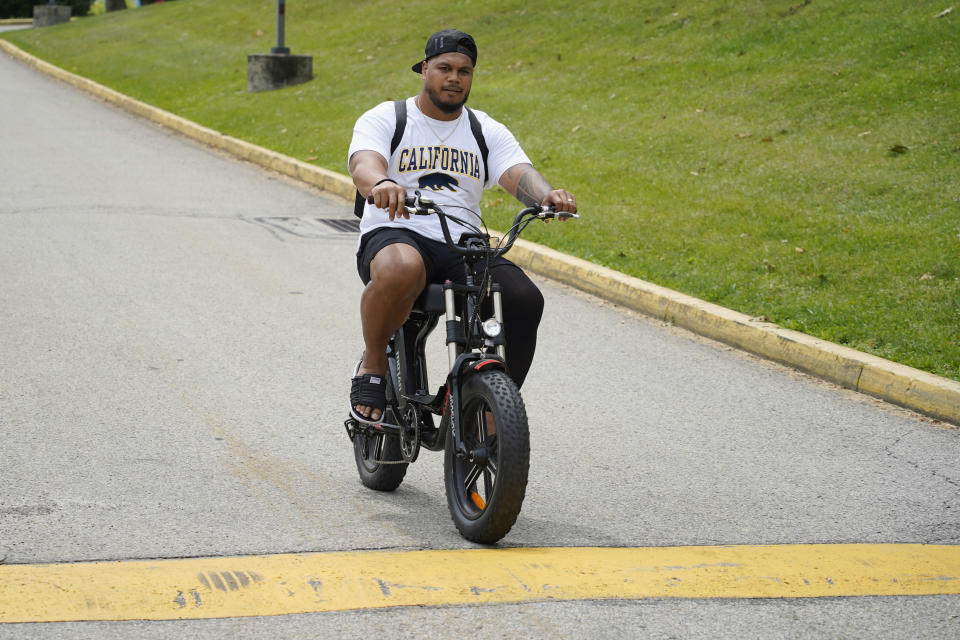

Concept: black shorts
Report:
left=356, top=226, right=515, bottom=285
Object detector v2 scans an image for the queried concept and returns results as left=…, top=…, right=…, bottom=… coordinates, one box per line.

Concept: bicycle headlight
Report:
left=482, top=318, right=502, bottom=338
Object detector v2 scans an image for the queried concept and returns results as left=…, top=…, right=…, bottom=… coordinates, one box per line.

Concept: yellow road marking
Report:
left=1, top=545, right=958, bottom=622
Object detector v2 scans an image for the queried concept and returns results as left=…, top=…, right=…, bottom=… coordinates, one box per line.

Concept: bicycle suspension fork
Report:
left=442, top=277, right=507, bottom=460
left=443, top=277, right=506, bottom=369
left=491, top=284, right=505, bottom=360
left=444, top=284, right=459, bottom=370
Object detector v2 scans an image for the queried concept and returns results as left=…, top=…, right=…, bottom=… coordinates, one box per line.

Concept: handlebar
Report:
left=366, top=191, right=578, bottom=258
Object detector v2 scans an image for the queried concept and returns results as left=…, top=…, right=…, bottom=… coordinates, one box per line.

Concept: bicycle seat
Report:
left=412, top=283, right=446, bottom=313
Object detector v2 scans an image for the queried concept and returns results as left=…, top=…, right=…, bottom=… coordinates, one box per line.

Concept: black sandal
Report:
left=350, top=372, right=386, bottom=423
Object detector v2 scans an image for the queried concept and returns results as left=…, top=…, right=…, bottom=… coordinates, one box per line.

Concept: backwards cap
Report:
left=412, top=29, right=477, bottom=73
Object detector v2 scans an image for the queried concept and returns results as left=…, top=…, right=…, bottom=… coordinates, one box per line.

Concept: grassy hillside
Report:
left=4, top=0, right=958, bottom=380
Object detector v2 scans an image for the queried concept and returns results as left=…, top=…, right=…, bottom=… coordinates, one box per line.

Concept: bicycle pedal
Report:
left=343, top=418, right=357, bottom=441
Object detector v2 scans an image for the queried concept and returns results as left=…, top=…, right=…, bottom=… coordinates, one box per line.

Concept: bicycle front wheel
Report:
left=444, top=369, right=529, bottom=544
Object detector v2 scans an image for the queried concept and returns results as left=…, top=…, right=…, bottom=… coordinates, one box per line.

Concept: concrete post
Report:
left=246, top=53, right=313, bottom=92
left=246, top=1, right=313, bottom=92
left=33, top=4, right=71, bottom=27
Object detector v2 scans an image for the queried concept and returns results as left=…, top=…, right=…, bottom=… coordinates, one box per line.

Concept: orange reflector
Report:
left=470, top=491, right=486, bottom=509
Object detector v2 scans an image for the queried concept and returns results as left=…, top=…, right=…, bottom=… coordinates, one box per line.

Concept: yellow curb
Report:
left=2, top=545, right=959, bottom=622
left=2, top=39, right=958, bottom=426
left=508, top=239, right=960, bottom=425
left=0, top=17, right=79, bottom=25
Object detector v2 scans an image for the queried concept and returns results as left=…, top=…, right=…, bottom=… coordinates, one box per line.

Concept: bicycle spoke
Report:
left=477, top=406, right=488, bottom=442
left=464, top=462, right=483, bottom=491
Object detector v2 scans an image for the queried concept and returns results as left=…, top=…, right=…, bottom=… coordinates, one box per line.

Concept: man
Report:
left=348, top=29, right=577, bottom=421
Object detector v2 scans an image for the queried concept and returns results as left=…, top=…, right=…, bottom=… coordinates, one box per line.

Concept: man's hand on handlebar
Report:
left=541, top=189, right=578, bottom=220
left=369, top=180, right=411, bottom=220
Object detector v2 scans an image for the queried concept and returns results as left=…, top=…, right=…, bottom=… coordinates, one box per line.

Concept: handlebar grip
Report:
left=536, top=206, right=580, bottom=221
left=365, top=195, right=419, bottom=205
left=365, top=194, right=431, bottom=215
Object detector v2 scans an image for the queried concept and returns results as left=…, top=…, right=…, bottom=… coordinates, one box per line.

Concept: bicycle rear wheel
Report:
left=353, top=376, right=408, bottom=491
left=444, top=370, right=529, bottom=544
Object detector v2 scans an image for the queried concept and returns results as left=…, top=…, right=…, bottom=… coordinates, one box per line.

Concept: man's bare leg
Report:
left=355, top=243, right=426, bottom=421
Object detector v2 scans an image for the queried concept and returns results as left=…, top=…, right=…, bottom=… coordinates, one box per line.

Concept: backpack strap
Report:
left=353, top=189, right=366, bottom=218
left=354, top=100, right=409, bottom=218
left=390, top=99, right=407, bottom=155
left=465, top=107, right=489, bottom=186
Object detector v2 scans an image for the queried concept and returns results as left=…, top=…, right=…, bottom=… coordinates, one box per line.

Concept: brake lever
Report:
left=536, top=206, right=580, bottom=221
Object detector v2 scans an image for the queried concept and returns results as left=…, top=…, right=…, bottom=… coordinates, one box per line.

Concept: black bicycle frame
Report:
left=386, top=255, right=508, bottom=459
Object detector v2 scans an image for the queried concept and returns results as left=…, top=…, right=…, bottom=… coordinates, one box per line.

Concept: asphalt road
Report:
left=1, top=46, right=959, bottom=638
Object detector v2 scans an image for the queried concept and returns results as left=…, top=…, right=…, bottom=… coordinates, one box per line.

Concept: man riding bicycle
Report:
left=349, top=29, right=578, bottom=422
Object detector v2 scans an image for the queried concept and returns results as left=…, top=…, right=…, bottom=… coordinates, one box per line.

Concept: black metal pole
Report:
left=271, top=0, right=290, bottom=54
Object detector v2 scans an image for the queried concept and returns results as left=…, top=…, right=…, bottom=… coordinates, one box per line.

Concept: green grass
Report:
left=5, top=0, right=959, bottom=380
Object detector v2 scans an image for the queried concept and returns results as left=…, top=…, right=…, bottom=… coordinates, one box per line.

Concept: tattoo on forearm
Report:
left=516, top=169, right=552, bottom=207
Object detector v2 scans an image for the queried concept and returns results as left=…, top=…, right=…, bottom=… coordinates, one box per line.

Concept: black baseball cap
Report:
left=412, top=29, right=478, bottom=73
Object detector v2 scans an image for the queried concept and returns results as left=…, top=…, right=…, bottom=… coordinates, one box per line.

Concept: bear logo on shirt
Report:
left=418, top=172, right=460, bottom=192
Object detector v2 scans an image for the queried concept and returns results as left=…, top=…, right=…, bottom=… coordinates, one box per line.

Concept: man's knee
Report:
left=369, top=243, right=426, bottom=296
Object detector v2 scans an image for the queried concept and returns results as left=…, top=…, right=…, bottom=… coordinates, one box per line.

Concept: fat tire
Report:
left=444, top=370, right=529, bottom=544
left=354, top=377, right=408, bottom=492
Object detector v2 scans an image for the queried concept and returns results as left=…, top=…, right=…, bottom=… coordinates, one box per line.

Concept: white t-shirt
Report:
left=348, top=97, right=531, bottom=243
